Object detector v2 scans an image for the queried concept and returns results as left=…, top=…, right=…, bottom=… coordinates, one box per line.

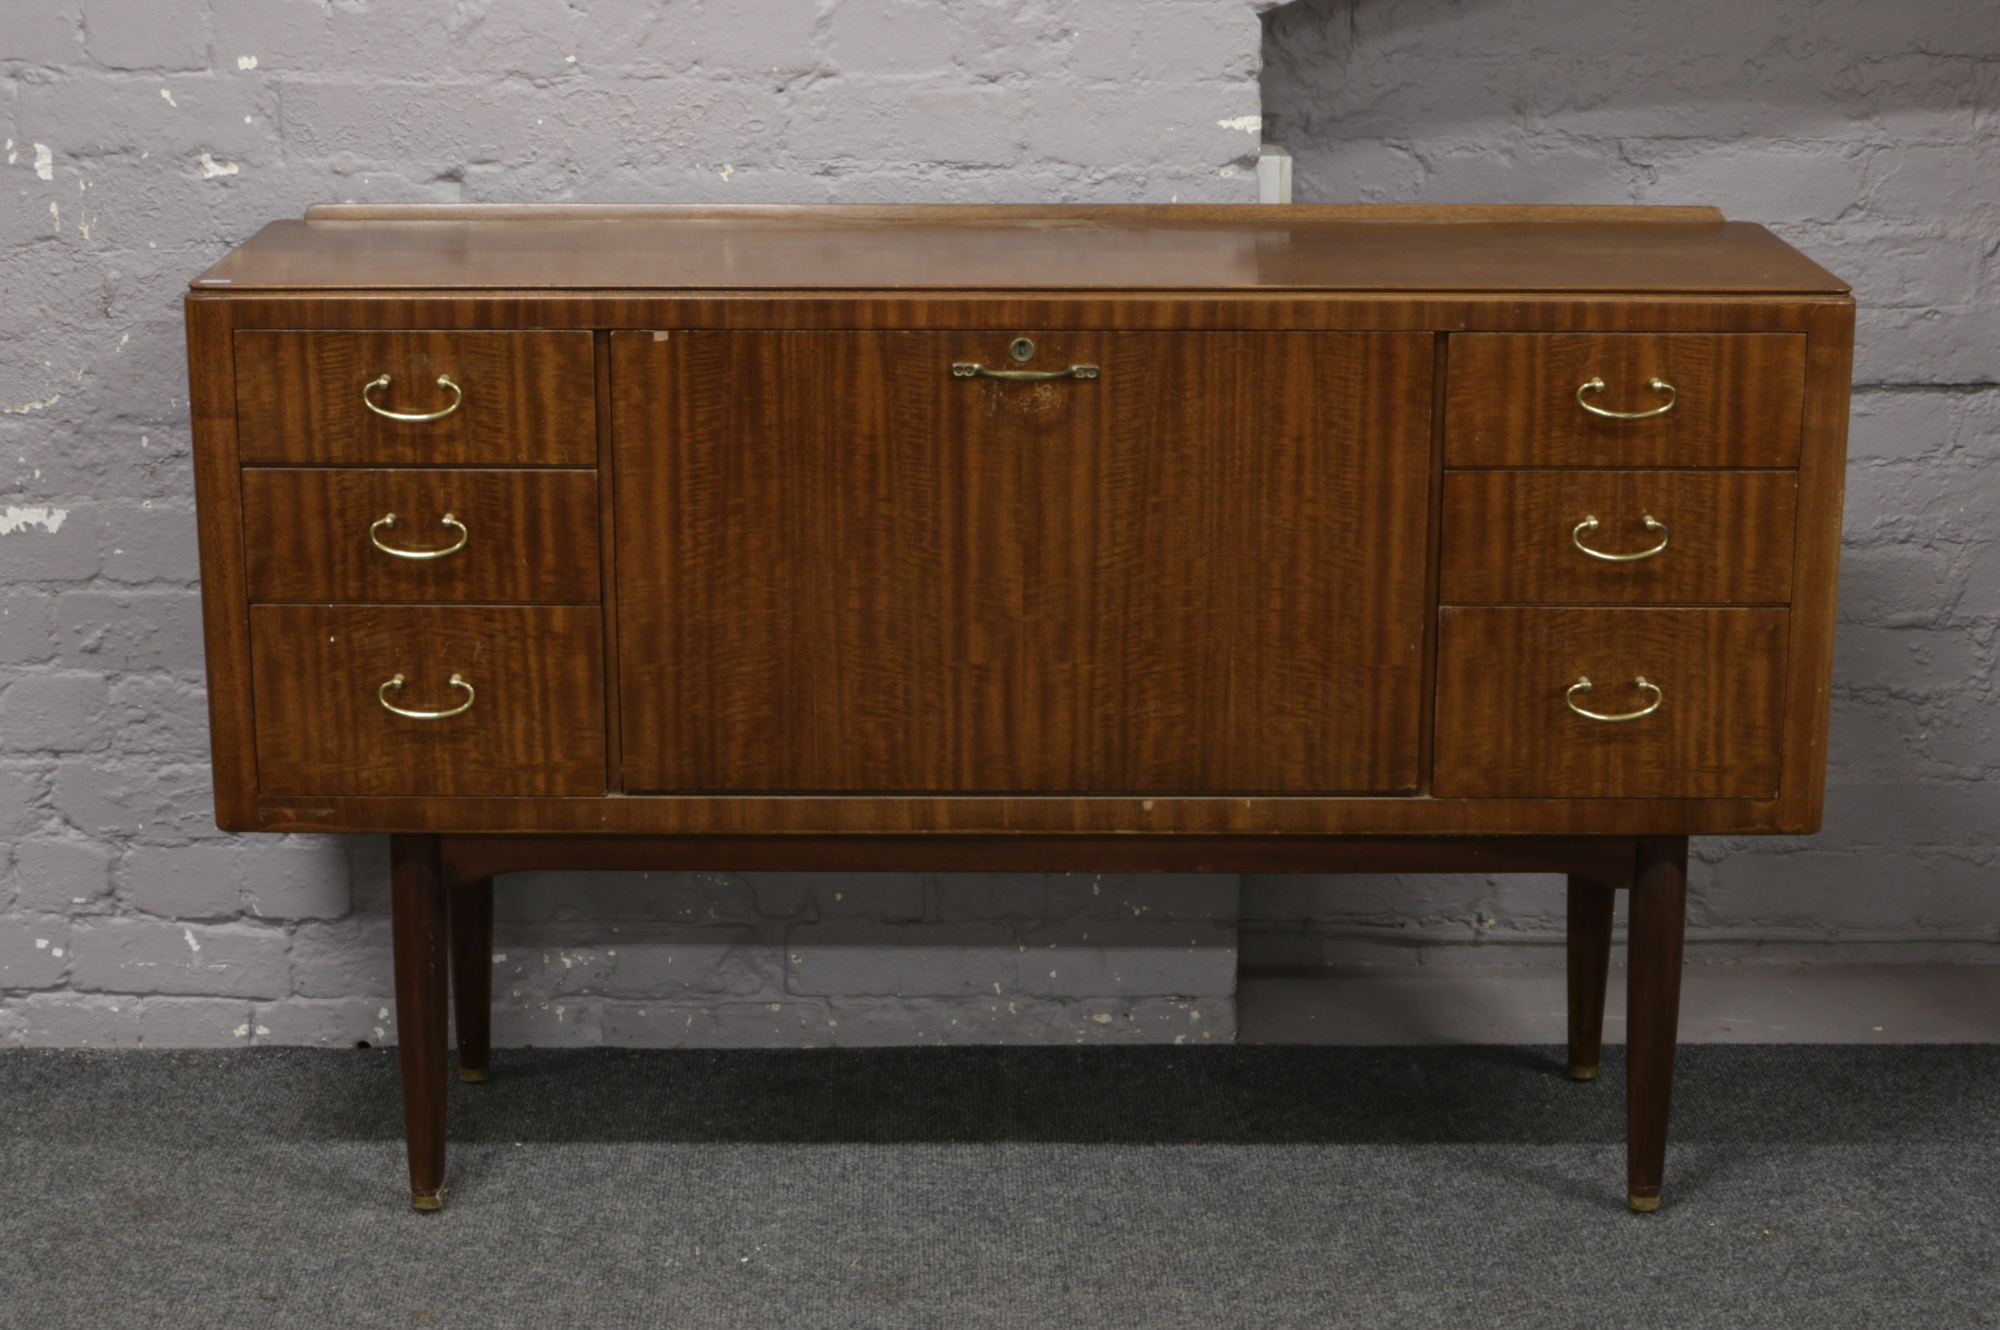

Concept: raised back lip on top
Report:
left=300, top=202, right=1731, bottom=226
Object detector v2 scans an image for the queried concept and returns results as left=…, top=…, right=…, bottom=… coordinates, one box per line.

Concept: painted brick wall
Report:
left=0, top=0, right=1275, bottom=1049
left=4, top=0, right=1993, bottom=1049
left=1248, top=0, right=2000, bottom=967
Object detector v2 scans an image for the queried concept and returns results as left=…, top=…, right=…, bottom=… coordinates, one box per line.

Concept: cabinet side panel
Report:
left=614, top=329, right=1434, bottom=794
left=186, top=296, right=258, bottom=828
left=1777, top=300, right=1856, bottom=831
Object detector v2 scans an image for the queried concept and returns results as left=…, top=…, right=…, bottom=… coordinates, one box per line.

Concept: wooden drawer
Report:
left=250, top=605, right=604, bottom=797
left=234, top=331, right=597, bottom=466
left=1433, top=607, right=1788, bottom=799
left=1439, top=470, right=1797, bottom=605
left=1445, top=333, right=1806, bottom=467
left=243, top=468, right=601, bottom=604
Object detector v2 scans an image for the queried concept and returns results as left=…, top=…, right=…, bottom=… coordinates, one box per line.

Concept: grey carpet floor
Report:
left=3, top=1045, right=1996, bottom=1330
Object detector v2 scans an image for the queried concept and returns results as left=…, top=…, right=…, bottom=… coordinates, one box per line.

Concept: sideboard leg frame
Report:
left=391, top=833, right=451, bottom=1212
left=1565, top=871, right=1620, bottom=1081
left=1625, top=834, right=1689, bottom=1213
left=451, top=874, right=496, bottom=1083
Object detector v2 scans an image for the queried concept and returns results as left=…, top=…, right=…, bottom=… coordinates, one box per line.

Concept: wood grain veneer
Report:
left=192, top=207, right=1845, bottom=295
left=1445, top=333, right=1808, bottom=468
left=250, top=604, right=604, bottom=797
left=183, top=237, right=1853, bottom=835
left=243, top=468, right=601, bottom=604
left=246, top=793, right=1791, bottom=837
left=208, top=294, right=1853, bottom=335
left=1439, top=470, right=1797, bottom=605
left=186, top=297, right=259, bottom=828
left=1776, top=301, right=1856, bottom=830
left=1433, top=606, right=1790, bottom=799
left=613, top=329, right=1434, bottom=794
left=234, top=330, right=596, bottom=466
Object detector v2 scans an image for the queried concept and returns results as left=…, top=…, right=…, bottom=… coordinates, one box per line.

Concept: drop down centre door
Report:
left=612, top=329, right=1433, bottom=795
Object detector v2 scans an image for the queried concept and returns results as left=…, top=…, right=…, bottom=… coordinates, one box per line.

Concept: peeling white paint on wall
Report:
left=160, top=88, right=177, bottom=107
left=198, top=152, right=239, bottom=179
left=33, top=143, right=52, bottom=180
left=1, top=506, right=69, bottom=534
left=1217, top=115, right=1262, bottom=132
left=237, top=55, right=258, bottom=70
left=10, top=385, right=60, bottom=412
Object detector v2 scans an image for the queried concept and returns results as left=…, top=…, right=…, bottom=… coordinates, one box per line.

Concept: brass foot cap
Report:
left=459, top=1067, right=490, bottom=1082
left=411, top=1192, right=445, bottom=1213
left=1568, top=1064, right=1598, bottom=1082
left=1628, top=1192, right=1661, bottom=1213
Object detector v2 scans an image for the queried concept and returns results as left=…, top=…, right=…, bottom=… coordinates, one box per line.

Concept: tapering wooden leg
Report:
left=1565, top=873, right=1618, bottom=1082
left=1625, top=834, right=1688, bottom=1213
left=450, top=874, right=496, bottom=1083
left=391, top=833, right=450, bottom=1212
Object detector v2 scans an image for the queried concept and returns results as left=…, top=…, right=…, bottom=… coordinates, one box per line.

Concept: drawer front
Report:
left=1439, top=470, right=1797, bottom=605
left=243, top=468, right=602, bottom=604
left=1433, top=607, right=1788, bottom=799
left=234, top=331, right=597, bottom=466
left=250, top=605, right=604, bottom=797
left=1446, top=333, right=1806, bottom=467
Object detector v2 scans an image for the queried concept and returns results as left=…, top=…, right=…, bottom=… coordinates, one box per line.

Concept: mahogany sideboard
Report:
left=184, top=203, right=1853, bottom=1213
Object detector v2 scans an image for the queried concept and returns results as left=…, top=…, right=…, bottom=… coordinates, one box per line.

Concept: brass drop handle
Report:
left=1566, top=675, right=1662, bottom=723
left=951, top=362, right=1100, bottom=382
left=363, top=373, right=464, bottom=422
left=1572, top=514, right=1669, bottom=562
left=1577, top=376, right=1676, bottom=420
left=378, top=672, right=475, bottom=720
left=370, top=512, right=469, bottom=560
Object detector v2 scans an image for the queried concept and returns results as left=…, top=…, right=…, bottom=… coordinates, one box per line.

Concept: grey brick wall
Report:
left=1248, top=0, right=2000, bottom=968
left=0, top=0, right=1271, bottom=1049
left=4, top=0, right=1992, bottom=1049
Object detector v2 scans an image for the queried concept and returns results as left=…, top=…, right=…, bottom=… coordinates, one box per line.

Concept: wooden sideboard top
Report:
left=191, top=204, right=1848, bottom=296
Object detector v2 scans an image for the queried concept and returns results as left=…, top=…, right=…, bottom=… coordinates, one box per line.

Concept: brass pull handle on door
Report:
left=1576, top=376, right=1676, bottom=420
left=378, top=672, right=475, bottom=720
left=1572, top=514, right=1669, bottom=562
left=1565, top=675, right=1663, bottom=723
left=363, top=373, right=464, bottom=422
left=950, top=362, right=1100, bottom=382
left=369, top=512, right=469, bottom=560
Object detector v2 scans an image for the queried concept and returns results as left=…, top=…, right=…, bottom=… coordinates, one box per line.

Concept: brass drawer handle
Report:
left=1566, top=675, right=1662, bottom=723
left=363, top=373, right=464, bottom=423
left=370, top=512, right=469, bottom=560
left=1577, top=376, right=1676, bottom=420
left=951, top=362, right=1100, bottom=382
left=378, top=672, right=475, bottom=720
left=1572, top=514, right=1668, bottom=562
